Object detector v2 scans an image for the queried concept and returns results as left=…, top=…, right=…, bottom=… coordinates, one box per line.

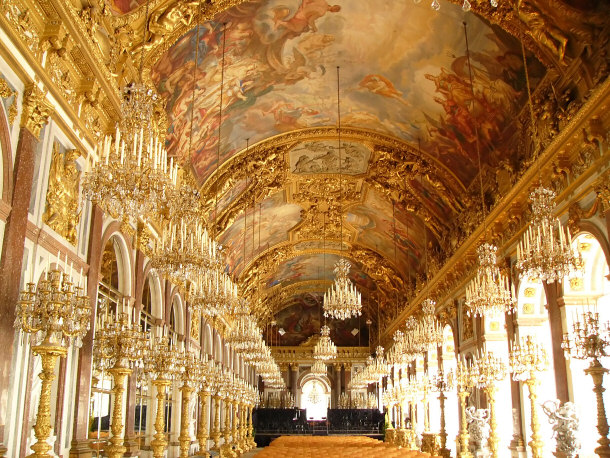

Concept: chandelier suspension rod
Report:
left=463, top=21, right=488, bottom=241
left=337, top=65, right=343, bottom=250
left=521, top=39, right=542, bottom=182
left=213, top=24, right=227, bottom=242
left=137, top=0, right=151, bottom=80
left=393, top=201, right=398, bottom=317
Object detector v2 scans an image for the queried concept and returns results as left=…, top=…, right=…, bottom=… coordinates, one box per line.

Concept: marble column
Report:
left=0, top=84, right=52, bottom=455
left=290, top=364, right=298, bottom=402
left=334, top=363, right=342, bottom=407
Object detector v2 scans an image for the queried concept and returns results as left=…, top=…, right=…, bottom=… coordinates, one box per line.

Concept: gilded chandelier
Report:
left=311, top=360, right=327, bottom=377
left=189, top=268, right=238, bottom=319
left=149, top=220, right=221, bottom=286
left=83, top=84, right=176, bottom=230
left=517, top=186, right=582, bottom=283
left=324, top=259, right=362, bottom=320
left=314, top=325, right=338, bottom=361
left=418, top=299, right=444, bottom=350
left=465, top=243, right=515, bottom=317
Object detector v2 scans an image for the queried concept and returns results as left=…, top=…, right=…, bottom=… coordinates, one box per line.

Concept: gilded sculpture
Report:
left=42, top=142, right=82, bottom=245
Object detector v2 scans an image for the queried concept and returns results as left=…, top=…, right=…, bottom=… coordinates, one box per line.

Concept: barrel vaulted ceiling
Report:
left=105, top=0, right=559, bottom=344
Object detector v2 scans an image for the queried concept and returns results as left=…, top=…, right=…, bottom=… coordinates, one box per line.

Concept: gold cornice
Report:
left=270, top=346, right=370, bottom=365
left=382, top=75, right=610, bottom=342
left=201, top=126, right=465, bottom=195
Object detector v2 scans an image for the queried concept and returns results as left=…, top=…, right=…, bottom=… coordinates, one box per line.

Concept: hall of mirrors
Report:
left=0, top=0, right=609, bottom=457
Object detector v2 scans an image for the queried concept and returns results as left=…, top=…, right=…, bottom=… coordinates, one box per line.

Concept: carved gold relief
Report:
left=20, top=84, right=52, bottom=137
left=524, top=287, right=536, bottom=298
left=42, top=142, right=81, bottom=245
left=522, top=303, right=535, bottom=314
left=0, top=77, right=18, bottom=125
left=569, top=277, right=584, bottom=291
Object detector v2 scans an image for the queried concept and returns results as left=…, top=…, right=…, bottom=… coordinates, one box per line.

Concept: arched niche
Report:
left=169, top=293, right=185, bottom=337
left=99, top=232, right=132, bottom=297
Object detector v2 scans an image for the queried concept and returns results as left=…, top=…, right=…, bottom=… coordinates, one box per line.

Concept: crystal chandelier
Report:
left=188, top=267, right=238, bottom=319
left=517, top=186, right=582, bottom=283
left=465, top=243, right=515, bottom=317
left=369, top=345, right=389, bottom=380
left=308, top=381, right=323, bottom=404
left=324, top=259, right=362, bottom=320
left=149, top=220, right=221, bottom=286
left=418, top=299, right=444, bottom=350
left=314, top=324, right=338, bottom=361
left=228, top=299, right=261, bottom=354
left=311, top=360, right=327, bottom=377
left=83, top=86, right=176, bottom=231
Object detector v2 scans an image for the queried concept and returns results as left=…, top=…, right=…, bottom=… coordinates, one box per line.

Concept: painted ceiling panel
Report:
left=263, top=291, right=369, bottom=346
left=153, top=0, right=542, bottom=186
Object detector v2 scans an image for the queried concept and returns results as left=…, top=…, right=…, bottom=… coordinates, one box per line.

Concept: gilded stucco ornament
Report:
left=0, top=77, right=18, bottom=125
left=20, top=84, right=52, bottom=137
left=42, top=142, right=82, bottom=245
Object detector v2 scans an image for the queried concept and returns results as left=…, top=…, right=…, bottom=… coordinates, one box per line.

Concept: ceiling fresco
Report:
left=263, top=292, right=370, bottom=347
left=347, top=189, right=428, bottom=275
left=152, top=0, right=543, bottom=186
left=289, top=140, right=371, bottom=175
left=265, top=253, right=375, bottom=291
left=108, top=0, right=145, bottom=15
left=218, top=191, right=303, bottom=274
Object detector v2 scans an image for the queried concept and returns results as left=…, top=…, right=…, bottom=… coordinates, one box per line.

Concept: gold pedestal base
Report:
left=385, top=427, right=396, bottom=445
left=151, top=379, right=171, bottom=458
left=27, top=345, right=67, bottom=458
left=422, top=432, right=441, bottom=456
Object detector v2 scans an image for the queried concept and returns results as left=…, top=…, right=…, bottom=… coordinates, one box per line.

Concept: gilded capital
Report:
left=20, top=84, right=52, bottom=137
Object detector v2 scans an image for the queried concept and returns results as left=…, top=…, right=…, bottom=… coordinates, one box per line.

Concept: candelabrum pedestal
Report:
left=457, top=389, right=473, bottom=458
left=247, top=405, right=256, bottom=449
left=210, top=395, right=222, bottom=452
left=438, top=391, right=451, bottom=458
left=151, top=379, right=171, bottom=458
left=27, top=344, right=67, bottom=458
left=385, top=426, right=396, bottom=445
left=585, top=358, right=610, bottom=457
left=524, top=378, right=544, bottom=458
left=422, top=433, right=441, bottom=456
left=239, top=402, right=247, bottom=452
left=220, top=397, right=234, bottom=458
left=484, top=384, right=500, bottom=458
left=231, top=400, right=241, bottom=455
left=104, top=366, right=132, bottom=458
left=197, top=389, right=211, bottom=458
left=179, top=384, right=194, bottom=458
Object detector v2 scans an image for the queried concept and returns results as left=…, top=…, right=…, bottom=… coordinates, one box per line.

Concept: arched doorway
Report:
left=301, top=376, right=331, bottom=421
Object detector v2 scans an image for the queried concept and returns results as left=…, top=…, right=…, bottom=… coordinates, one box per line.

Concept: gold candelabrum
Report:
left=143, top=334, right=182, bottom=458
left=471, top=350, right=507, bottom=458
left=563, top=309, right=610, bottom=457
left=14, top=265, right=91, bottom=458
left=430, top=370, right=455, bottom=458
left=509, top=335, right=548, bottom=458
left=178, top=352, right=207, bottom=458
left=197, top=363, right=214, bottom=458
left=456, top=360, right=475, bottom=458
left=93, top=308, right=148, bottom=458
left=221, top=372, right=236, bottom=458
